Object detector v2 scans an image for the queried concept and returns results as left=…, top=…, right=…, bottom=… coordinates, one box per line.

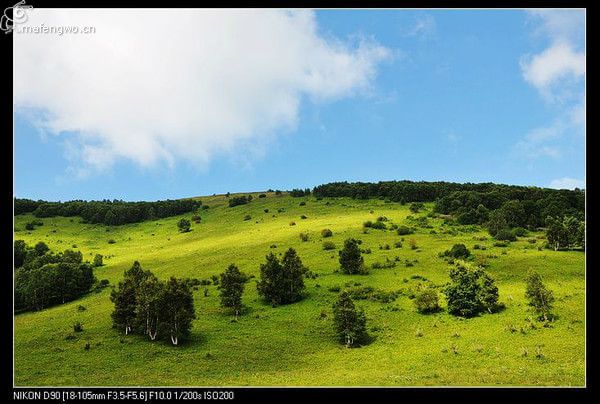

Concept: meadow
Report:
left=13, top=192, right=585, bottom=386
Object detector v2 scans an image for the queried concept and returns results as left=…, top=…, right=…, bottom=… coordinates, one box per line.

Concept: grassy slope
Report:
left=13, top=193, right=585, bottom=386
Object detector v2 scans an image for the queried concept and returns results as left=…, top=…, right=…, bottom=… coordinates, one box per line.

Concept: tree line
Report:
left=14, top=198, right=202, bottom=226
left=14, top=241, right=103, bottom=312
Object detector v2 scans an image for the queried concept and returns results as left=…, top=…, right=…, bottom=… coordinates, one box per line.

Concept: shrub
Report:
left=300, top=215, right=308, bottom=220
left=323, top=241, right=336, bottom=250
left=328, top=286, right=341, bottom=293
left=414, top=288, right=441, bottom=314
left=495, top=228, right=516, bottom=241
left=397, top=225, right=413, bottom=235
left=409, top=239, right=418, bottom=250
left=93, top=254, right=103, bottom=267
left=289, top=221, right=296, bottom=226
left=299, top=233, right=309, bottom=242
left=259, top=194, right=267, bottom=198
left=77, top=305, right=86, bottom=312
left=73, top=322, right=83, bottom=333
left=178, top=218, right=191, bottom=232
left=321, top=229, right=333, bottom=238
left=394, top=241, right=403, bottom=248
left=243, top=215, right=252, bottom=221
left=25, top=223, right=35, bottom=231
left=445, top=244, right=471, bottom=259
left=299, top=201, right=306, bottom=206
left=370, top=221, right=387, bottom=230
left=363, top=220, right=373, bottom=228
left=264, top=209, right=269, bottom=213
left=108, top=239, right=116, bottom=244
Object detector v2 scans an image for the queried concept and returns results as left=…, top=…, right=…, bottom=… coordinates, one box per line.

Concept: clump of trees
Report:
left=545, top=216, right=585, bottom=251
left=14, top=241, right=97, bottom=312
left=339, top=238, right=366, bottom=274
left=445, top=264, right=500, bottom=317
left=219, top=264, right=248, bottom=319
left=256, top=248, right=306, bottom=306
left=289, top=188, right=311, bottom=197
left=15, top=198, right=201, bottom=226
left=110, top=261, right=196, bottom=345
left=228, top=196, right=251, bottom=207
left=525, top=271, right=555, bottom=321
left=332, top=291, right=369, bottom=347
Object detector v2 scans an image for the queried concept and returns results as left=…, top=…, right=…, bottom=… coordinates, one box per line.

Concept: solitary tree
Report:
left=219, top=264, right=247, bottom=318
left=178, top=218, right=191, bottom=233
left=525, top=271, right=554, bottom=321
left=332, top=291, right=368, bottom=347
left=339, top=238, right=365, bottom=274
left=445, top=265, right=499, bottom=317
left=158, top=277, right=196, bottom=345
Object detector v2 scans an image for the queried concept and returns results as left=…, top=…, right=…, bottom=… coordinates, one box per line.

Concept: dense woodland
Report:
left=312, top=181, right=584, bottom=230
left=14, top=198, right=201, bottom=226
left=14, top=241, right=105, bottom=312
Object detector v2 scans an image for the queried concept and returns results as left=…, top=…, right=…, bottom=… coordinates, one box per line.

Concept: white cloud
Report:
left=14, top=9, right=390, bottom=173
left=520, top=41, right=585, bottom=99
left=549, top=177, right=585, bottom=190
left=520, top=9, right=585, bottom=101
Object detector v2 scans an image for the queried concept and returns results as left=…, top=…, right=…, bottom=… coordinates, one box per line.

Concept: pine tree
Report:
left=332, top=291, right=368, bottom=347
left=338, top=238, right=365, bottom=274
left=219, top=264, right=246, bottom=318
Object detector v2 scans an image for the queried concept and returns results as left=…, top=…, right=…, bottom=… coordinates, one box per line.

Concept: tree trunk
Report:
left=171, top=335, right=178, bottom=345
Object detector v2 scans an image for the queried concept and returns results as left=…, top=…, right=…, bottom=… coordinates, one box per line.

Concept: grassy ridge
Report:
left=13, top=192, right=585, bottom=386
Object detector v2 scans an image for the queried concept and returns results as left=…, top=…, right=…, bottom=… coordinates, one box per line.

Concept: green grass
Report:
left=13, top=193, right=585, bottom=386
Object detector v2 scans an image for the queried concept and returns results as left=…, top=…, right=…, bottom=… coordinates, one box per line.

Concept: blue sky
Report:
left=14, top=9, right=585, bottom=201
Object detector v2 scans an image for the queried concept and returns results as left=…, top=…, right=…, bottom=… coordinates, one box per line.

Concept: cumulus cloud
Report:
left=520, top=9, right=585, bottom=101
left=14, top=9, right=390, bottom=173
left=549, top=177, right=585, bottom=190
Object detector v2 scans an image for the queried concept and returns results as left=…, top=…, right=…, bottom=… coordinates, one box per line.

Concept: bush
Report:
left=299, top=201, right=306, bottom=206
left=243, top=215, right=252, bottom=221
left=73, top=322, right=83, bottom=333
left=259, top=194, right=267, bottom=198
left=191, top=214, right=202, bottom=223
left=108, top=239, right=116, bottom=244
left=363, top=221, right=373, bottom=228
left=92, top=254, right=103, bottom=267
left=495, top=228, right=516, bottom=241
left=289, top=221, right=296, bottom=226
left=323, top=241, right=336, bottom=250
left=321, top=229, right=333, bottom=238
left=397, top=225, right=413, bottom=235
left=25, top=223, right=35, bottom=231
left=178, top=218, right=191, bottom=232
left=445, top=244, right=471, bottom=259
left=409, top=239, right=418, bottom=250
left=300, top=215, right=308, bottom=220
left=299, top=233, right=309, bottom=242
left=394, top=241, right=403, bottom=248
left=370, top=221, right=387, bottom=230
left=414, top=288, right=441, bottom=314
left=409, top=202, right=424, bottom=213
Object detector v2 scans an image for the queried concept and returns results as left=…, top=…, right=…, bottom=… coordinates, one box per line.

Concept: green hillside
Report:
left=13, top=192, right=585, bottom=386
